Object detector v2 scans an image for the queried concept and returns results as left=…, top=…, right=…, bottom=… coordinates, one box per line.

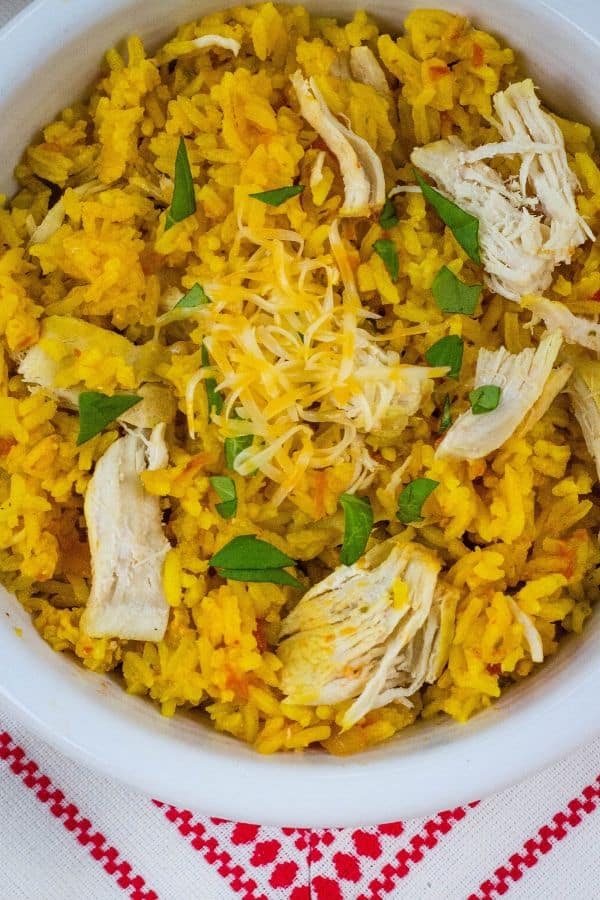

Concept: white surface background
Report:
left=0, top=0, right=599, bottom=896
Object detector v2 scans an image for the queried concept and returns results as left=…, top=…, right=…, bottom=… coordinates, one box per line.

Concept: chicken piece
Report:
left=340, top=344, right=438, bottom=440
left=492, top=80, right=592, bottom=257
left=412, top=137, right=556, bottom=301
left=349, top=46, right=390, bottom=95
left=28, top=181, right=103, bottom=245
left=516, top=362, right=573, bottom=437
left=528, top=296, right=600, bottom=354
left=567, top=361, right=600, bottom=480
left=411, top=80, right=593, bottom=302
left=507, top=597, right=544, bottom=663
left=437, top=330, right=563, bottom=460
left=278, top=538, right=457, bottom=730
left=191, top=35, right=240, bottom=55
left=156, top=34, right=241, bottom=64
left=291, top=70, right=385, bottom=217
left=117, top=383, right=177, bottom=429
left=81, top=425, right=171, bottom=641
left=18, top=316, right=174, bottom=427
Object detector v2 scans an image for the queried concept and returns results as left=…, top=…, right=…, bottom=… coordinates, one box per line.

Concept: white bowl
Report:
left=1, top=0, right=599, bottom=828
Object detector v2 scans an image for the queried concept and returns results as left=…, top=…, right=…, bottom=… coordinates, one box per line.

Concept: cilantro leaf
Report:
left=209, top=475, right=237, bottom=519
left=211, top=535, right=295, bottom=570
left=379, top=198, right=399, bottom=229
left=77, top=392, right=142, bottom=445
left=210, top=535, right=301, bottom=588
left=397, top=478, right=440, bottom=525
left=173, top=283, right=211, bottom=309
left=165, top=137, right=196, bottom=231
left=339, top=493, right=373, bottom=566
left=432, top=266, right=482, bottom=315
left=425, top=335, right=464, bottom=379
left=373, top=238, right=399, bottom=281
left=414, top=170, right=480, bottom=263
left=201, top=343, right=224, bottom=417
left=469, top=384, right=501, bottom=415
left=224, top=434, right=253, bottom=470
left=215, top=567, right=302, bottom=588
left=249, top=185, right=304, bottom=206
left=439, top=394, right=453, bottom=433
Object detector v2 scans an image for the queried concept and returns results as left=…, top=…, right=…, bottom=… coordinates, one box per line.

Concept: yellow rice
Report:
left=0, top=4, right=599, bottom=755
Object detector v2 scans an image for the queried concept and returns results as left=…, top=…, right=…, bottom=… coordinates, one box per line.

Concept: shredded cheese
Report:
left=183, top=212, right=441, bottom=503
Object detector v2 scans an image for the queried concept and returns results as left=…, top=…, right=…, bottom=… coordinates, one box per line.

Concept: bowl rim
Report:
left=1, top=0, right=600, bottom=828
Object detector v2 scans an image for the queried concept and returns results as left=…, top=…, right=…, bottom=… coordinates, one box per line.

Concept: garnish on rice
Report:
left=77, top=392, right=142, bottom=445
left=339, top=492, right=373, bottom=565
left=165, top=137, right=196, bottom=230
left=249, top=185, right=304, bottom=206
left=210, top=535, right=302, bottom=588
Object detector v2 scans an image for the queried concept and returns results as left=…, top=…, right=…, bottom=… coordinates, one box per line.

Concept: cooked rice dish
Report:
left=1, top=4, right=600, bottom=754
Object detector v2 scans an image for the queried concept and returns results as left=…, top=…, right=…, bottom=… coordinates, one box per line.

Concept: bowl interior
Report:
left=0, top=0, right=599, bottom=827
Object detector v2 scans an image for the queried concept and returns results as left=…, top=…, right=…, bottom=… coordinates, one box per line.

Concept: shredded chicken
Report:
left=29, top=181, right=103, bottom=245
left=291, top=70, right=385, bottom=216
left=411, top=80, right=593, bottom=302
left=567, top=362, right=600, bottom=480
left=349, top=46, right=390, bottom=94
left=339, top=343, right=438, bottom=440
left=310, top=149, right=327, bottom=193
left=278, top=538, right=457, bottom=730
left=516, top=362, right=573, bottom=437
left=18, top=315, right=174, bottom=427
left=81, top=426, right=171, bottom=640
left=437, top=330, right=563, bottom=460
left=507, top=597, right=544, bottom=663
left=492, top=80, right=592, bottom=254
left=412, top=137, right=555, bottom=301
left=191, top=35, right=241, bottom=55
left=529, top=296, right=600, bottom=354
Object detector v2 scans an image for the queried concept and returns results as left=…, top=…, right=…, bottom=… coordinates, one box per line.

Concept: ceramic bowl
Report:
left=0, top=0, right=598, bottom=827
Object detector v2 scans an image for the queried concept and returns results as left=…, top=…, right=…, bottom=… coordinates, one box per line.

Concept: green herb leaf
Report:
left=379, top=198, right=399, bottom=230
left=439, top=394, right=453, bottom=433
left=425, top=334, right=464, bottom=379
left=215, top=567, right=302, bottom=588
left=173, top=283, right=211, bottom=309
left=249, top=185, right=304, bottom=207
left=77, top=392, right=142, bottom=445
left=414, top=170, right=480, bottom=263
left=469, top=384, right=501, bottom=415
left=224, top=434, right=253, bottom=470
left=397, top=478, right=440, bottom=525
left=165, top=137, right=196, bottom=231
left=201, top=343, right=224, bottom=417
left=432, top=266, right=482, bottom=315
left=209, top=475, right=237, bottom=519
left=373, top=238, right=399, bottom=281
left=211, top=534, right=296, bottom=570
left=210, top=535, right=301, bottom=588
left=339, top=493, right=373, bottom=566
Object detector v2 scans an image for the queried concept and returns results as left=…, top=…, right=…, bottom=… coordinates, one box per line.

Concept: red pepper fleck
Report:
left=254, top=620, right=268, bottom=655
left=225, top=669, right=249, bottom=700
left=591, top=289, right=600, bottom=302
left=429, top=64, right=451, bottom=80
left=487, top=663, right=501, bottom=676
left=472, top=43, right=485, bottom=67
left=0, top=438, right=16, bottom=457
left=140, top=249, right=163, bottom=276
